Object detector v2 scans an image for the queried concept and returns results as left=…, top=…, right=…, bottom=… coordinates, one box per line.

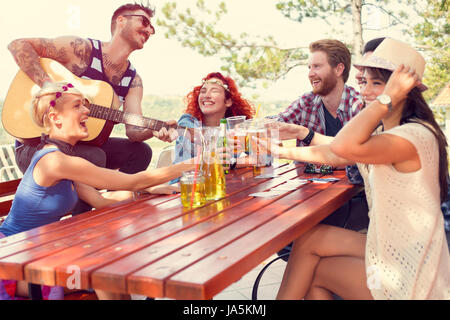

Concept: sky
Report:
left=0, top=0, right=404, bottom=103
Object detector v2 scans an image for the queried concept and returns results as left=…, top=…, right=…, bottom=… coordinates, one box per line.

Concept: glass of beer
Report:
left=203, top=159, right=227, bottom=200
left=180, top=171, right=206, bottom=208
left=263, top=117, right=279, bottom=164
left=201, top=127, right=227, bottom=201
left=226, top=116, right=246, bottom=160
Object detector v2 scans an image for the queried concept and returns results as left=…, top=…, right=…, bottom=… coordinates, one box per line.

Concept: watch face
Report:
left=378, top=95, right=390, bottom=105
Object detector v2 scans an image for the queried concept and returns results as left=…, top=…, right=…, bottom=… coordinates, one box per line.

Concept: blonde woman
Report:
left=0, top=82, right=195, bottom=300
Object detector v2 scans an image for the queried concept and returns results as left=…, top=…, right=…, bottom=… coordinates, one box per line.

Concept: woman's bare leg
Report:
left=16, top=281, right=29, bottom=298
left=307, top=256, right=373, bottom=300
left=305, top=284, right=334, bottom=300
left=276, top=224, right=366, bottom=300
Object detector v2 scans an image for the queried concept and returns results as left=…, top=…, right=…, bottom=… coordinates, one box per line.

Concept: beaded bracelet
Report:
left=301, top=129, right=315, bottom=146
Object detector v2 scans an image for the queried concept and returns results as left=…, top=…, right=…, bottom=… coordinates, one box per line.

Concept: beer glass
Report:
left=247, top=119, right=268, bottom=175
left=226, top=116, right=246, bottom=160
left=201, top=127, right=227, bottom=201
left=180, top=171, right=206, bottom=208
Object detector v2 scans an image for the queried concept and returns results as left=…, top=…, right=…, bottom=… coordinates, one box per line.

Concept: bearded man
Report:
left=273, top=39, right=365, bottom=232
left=276, top=39, right=363, bottom=147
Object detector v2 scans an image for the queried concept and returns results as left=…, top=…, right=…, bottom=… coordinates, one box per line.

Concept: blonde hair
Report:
left=31, top=82, right=84, bottom=129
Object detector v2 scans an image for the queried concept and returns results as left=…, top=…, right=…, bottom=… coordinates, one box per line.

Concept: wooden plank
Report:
left=126, top=175, right=338, bottom=297
left=25, top=196, right=199, bottom=285
left=23, top=164, right=296, bottom=287
left=0, top=200, right=13, bottom=217
left=0, top=165, right=287, bottom=282
left=0, top=178, right=20, bottom=219
left=0, top=164, right=285, bottom=247
left=0, top=179, right=20, bottom=197
left=164, top=179, right=363, bottom=299
left=0, top=195, right=176, bottom=280
left=0, top=193, right=168, bottom=249
left=58, top=165, right=303, bottom=292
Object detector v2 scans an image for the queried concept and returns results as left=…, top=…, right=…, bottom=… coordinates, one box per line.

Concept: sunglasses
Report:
left=123, top=14, right=154, bottom=32
left=304, top=163, right=334, bottom=174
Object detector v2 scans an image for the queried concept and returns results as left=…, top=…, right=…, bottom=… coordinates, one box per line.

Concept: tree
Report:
left=158, top=1, right=309, bottom=87
left=410, top=0, right=449, bottom=101
left=157, top=0, right=448, bottom=99
left=274, top=0, right=417, bottom=58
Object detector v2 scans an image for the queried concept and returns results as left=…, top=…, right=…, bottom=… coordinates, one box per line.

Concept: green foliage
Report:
left=158, top=0, right=449, bottom=104
left=431, top=105, right=446, bottom=127
left=276, top=0, right=352, bottom=23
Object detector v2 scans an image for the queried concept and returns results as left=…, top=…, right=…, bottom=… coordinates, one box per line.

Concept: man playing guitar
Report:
left=7, top=3, right=178, bottom=214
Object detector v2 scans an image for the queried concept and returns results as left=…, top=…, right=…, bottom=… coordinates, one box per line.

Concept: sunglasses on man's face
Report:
left=123, top=14, right=154, bottom=32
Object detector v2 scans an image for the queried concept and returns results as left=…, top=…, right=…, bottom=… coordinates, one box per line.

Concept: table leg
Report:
left=28, top=283, right=42, bottom=300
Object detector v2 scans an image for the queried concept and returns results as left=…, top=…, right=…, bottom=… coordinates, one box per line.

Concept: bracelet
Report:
left=301, top=129, right=315, bottom=146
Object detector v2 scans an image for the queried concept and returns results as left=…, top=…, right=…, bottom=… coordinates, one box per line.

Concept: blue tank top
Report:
left=79, top=38, right=137, bottom=104
left=0, top=148, right=78, bottom=237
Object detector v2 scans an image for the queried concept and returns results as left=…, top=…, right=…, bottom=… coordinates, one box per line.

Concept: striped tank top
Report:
left=79, top=38, right=137, bottom=104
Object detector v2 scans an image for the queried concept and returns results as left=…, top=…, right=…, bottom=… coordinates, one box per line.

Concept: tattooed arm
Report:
left=7, top=36, right=92, bottom=87
left=123, top=74, right=178, bottom=143
left=123, top=74, right=155, bottom=141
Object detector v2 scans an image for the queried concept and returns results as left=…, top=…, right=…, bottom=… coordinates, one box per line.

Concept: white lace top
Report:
left=358, top=122, right=450, bottom=299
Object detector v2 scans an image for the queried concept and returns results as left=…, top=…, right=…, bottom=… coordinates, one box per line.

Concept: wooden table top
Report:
left=0, top=162, right=363, bottom=300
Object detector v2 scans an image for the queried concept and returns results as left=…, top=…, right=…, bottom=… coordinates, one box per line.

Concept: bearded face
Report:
left=308, top=51, right=340, bottom=96
left=117, top=11, right=152, bottom=50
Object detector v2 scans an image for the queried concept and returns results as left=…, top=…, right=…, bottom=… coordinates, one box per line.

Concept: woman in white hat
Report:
left=266, top=38, right=449, bottom=300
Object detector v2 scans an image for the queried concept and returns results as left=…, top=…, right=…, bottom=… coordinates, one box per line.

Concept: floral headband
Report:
left=201, top=79, right=229, bottom=92
left=42, top=83, right=74, bottom=122
left=49, top=83, right=74, bottom=107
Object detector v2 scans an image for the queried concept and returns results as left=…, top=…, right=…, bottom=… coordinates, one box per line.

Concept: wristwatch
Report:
left=376, top=94, right=393, bottom=112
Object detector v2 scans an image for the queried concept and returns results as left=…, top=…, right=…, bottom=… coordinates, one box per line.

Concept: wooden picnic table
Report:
left=0, top=162, right=363, bottom=300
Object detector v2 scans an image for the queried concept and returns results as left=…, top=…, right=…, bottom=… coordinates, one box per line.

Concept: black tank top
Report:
left=79, top=38, right=137, bottom=105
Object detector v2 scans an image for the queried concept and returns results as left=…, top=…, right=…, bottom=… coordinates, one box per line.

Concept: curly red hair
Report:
left=184, top=72, right=254, bottom=123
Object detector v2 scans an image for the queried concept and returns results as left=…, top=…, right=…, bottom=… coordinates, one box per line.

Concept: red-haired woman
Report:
left=173, top=72, right=254, bottom=166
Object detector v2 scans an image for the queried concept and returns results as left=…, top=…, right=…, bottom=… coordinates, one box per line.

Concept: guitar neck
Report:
left=88, top=103, right=172, bottom=131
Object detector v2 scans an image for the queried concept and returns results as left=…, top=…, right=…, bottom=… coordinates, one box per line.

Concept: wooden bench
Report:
left=0, top=144, right=23, bottom=182
left=0, top=178, right=21, bottom=225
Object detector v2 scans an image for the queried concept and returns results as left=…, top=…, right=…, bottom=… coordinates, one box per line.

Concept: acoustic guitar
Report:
left=2, top=58, right=180, bottom=146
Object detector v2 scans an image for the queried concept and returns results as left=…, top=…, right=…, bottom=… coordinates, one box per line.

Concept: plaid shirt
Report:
left=277, top=85, right=363, bottom=147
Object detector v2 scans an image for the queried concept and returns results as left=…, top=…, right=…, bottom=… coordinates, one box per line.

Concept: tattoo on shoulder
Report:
left=70, top=38, right=91, bottom=73
left=130, top=75, right=143, bottom=89
left=37, top=39, right=68, bottom=61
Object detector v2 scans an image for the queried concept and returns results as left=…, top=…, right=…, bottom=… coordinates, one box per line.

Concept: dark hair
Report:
left=310, top=39, right=351, bottom=83
left=367, top=67, right=449, bottom=202
left=111, top=2, right=155, bottom=35
left=363, top=37, right=386, bottom=54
